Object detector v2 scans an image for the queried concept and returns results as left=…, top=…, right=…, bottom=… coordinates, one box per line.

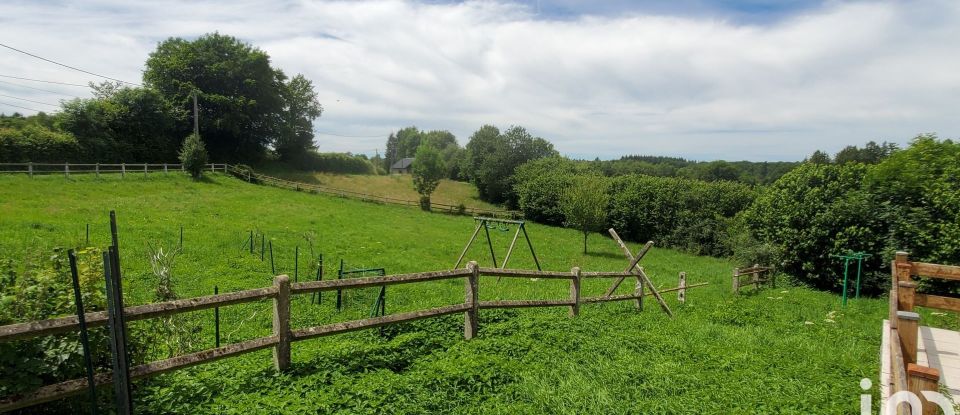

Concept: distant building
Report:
left=390, top=157, right=415, bottom=174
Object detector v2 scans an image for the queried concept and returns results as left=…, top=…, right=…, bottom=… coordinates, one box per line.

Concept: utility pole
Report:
left=192, top=90, right=199, bottom=136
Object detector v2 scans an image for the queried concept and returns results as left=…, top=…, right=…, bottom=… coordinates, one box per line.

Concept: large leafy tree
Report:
left=463, top=125, right=556, bottom=206
left=143, top=33, right=321, bottom=162
left=411, top=143, right=446, bottom=210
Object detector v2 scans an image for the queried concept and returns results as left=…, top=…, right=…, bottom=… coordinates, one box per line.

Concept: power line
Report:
left=0, top=74, right=89, bottom=87
left=0, top=42, right=141, bottom=86
left=0, top=79, right=85, bottom=98
left=0, top=94, right=60, bottom=107
left=0, top=100, right=48, bottom=113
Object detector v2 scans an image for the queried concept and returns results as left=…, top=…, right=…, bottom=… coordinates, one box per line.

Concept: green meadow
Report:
left=0, top=173, right=893, bottom=414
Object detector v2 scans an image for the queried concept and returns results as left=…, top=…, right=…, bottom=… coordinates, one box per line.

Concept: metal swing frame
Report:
left=453, top=217, right=541, bottom=271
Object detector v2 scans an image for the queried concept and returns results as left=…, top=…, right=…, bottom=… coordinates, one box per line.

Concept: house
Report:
left=390, top=157, right=415, bottom=174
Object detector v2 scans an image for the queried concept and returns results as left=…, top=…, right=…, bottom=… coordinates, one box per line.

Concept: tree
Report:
left=807, top=150, right=831, bottom=165
left=411, top=144, right=445, bottom=210
left=562, top=176, right=610, bottom=254
left=179, top=133, right=208, bottom=179
left=463, top=125, right=556, bottom=206
left=143, top=33, right=321, bottom=162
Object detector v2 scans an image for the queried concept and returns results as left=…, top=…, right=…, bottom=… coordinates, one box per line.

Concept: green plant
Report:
left=179, top=133, right=209, bottom=179
left=561, top=176, right=609, bottom=254
left=411, top=144, right=445, bottom=211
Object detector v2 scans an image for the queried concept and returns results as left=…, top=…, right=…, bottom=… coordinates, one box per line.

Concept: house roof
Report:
left=390, top=157, right=415, bottom=169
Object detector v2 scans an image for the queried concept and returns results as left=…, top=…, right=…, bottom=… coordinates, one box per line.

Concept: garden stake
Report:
left=312, top=254, right=323, bottom=304
left=85, top=223, right=90, bottom=245
left=249, top=230, right=254, bottom=254
left=260, top=234, right=265, bottom=261
left=337, top=259, right=344, bottom=312
left=295, top=246, right=299, bottom=283
left=69, top=249, right=98, bottom=415
left=270, top=241, right=275, bottom=275
left=179, top=226, right=183, bottom=250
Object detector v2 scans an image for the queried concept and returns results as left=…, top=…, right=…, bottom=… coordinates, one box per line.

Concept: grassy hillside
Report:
left=259, top=169, right=502, bottom=211
left=0, top=173, right=893, bottom=414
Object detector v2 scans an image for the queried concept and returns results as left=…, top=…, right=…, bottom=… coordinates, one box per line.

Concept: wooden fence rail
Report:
left=0, top=261, right=704, bottom=412
left=885, top=251, right=960, bottom=415
left=0, top=162, right=227, bottom=177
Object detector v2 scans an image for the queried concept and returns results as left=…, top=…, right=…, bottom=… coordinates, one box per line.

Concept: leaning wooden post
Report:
left=464, top=261, right=479, bottom=340
left=569, top=267, right=581, bottom=317
left=634, top=273, right=644, bottom=311
left=897, top=310, right=920, bottom=365
left=907, top=364, right=941, bottom=415
left=272, top=275, right=291, bottom=371
left=678, top=272, right=687, bottom=304
left=121, top=163, right=126, bottom=178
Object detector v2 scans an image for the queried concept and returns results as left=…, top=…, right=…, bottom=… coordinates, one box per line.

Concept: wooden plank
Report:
left=582, top=283, right=708, bottom=303
left=580, top=271, right=633, bottom=278
left=0, top=336, right=278, bottom=412
left=272, top=275, right=291, bottom=371
left=292, top=269, right=471, bottom=294
left=915, top=294, right=960, bottom=312
left=913, top=262, right=960, bottom=281
left=477, top=268, right=574, bottom=279
left=291, top=303, right=471, bottom=341
left=478, top=299, right=574, bottom=309
left=891, top=327, right=909, bottom=394
left=605, top=228, right=653, bottom=297
left=0, top=286, right=278, bottom=342
left=636, top=268, right=673, bottom=318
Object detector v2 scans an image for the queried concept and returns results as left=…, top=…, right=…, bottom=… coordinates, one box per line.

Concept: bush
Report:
left=179, top=133, right=208, bottom=179
left=292, top=151, right=376, bottom=174
left=0, top=125, right=80, bottom=162
left=513, top=157, right=599, bottom=225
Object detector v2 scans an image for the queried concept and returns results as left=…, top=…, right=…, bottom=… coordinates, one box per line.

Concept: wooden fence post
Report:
left=897, top=310, right=920, bottom=365
left=95, top=163, right=100, bottom=178
left=28, top=162, right=33, bottom=177
left=64, top=162, right=69, bottom=178
left=570, top=267, right=581, bottom=317
left=898, top=281, right=916, bottom=313
left=121, top=163, right=125, bottom=178
left=164, top=163, right=168, bottom=174
left=907, top=364, right=941, bottom=415
left=634, top=274, right=644, bottom=310
left=143, top=163, right=147, bottom=178
left=272, top=275, right=291, bottom=371
left=732, top=268, right=739, bottom=294
left=678, top=272, right=687, bottom=304
left=465, top=261, right=479, bottom=340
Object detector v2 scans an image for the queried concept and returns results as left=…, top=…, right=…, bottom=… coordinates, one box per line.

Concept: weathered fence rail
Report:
left=0, top=162, right=227, bottom=176
left=224, top=165, right=522, bottom=219
left=0, top=262, right=703, bottom=412
left=885, top=252, right=960, bottom=414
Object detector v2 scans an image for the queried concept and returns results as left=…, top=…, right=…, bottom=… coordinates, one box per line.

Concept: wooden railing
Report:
left=887, top=251, right=960, bottom=415
left=0, top=162, right=228, bottom=176
left=224, top=165, right=522, bottom=219
left=0, top=262, right=702, bottom=412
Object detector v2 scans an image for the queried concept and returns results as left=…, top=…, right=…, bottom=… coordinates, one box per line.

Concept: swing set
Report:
left=454, top=217, right=542, bottom=271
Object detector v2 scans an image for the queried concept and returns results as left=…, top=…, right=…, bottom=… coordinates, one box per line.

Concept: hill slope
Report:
left=0, top=173, right=888, bottom=414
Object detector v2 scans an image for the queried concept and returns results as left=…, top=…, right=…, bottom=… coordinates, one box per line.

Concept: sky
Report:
left=0, top=0, right=958, bottom=161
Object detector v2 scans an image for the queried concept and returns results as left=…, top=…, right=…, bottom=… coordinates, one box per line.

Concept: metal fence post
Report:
left=103, top=247, right=132, bottom=414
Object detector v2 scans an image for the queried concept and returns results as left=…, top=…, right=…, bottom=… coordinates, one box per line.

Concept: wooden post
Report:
left=95, top=163, right=99, bottom=178
left=907, top=364, right=941, bottom=415
left=164, top=163, right=168, bottom=174
left=897, top=310, right=920, bottom=365
left=570, top=267, right=581, bottom=317
left=27, top=162, right=33, bottom=177
left=898, top=281, right=917, bottom=313
left=121, top=163, right=125, bottom=178
left=464, top=261, right=479, bottom=340
left=64, top=162, right=69, bottom=178
left=732, top=268, right=740, bottom=294
left=752, top=264, right=760, bottom=290
left=143, top=163, right=147, bottom=177
left=272, top=275, right=291, bottom=371
left=634, top=274, right=643, bottom=310
left=678, top=272, right=687, bottom=304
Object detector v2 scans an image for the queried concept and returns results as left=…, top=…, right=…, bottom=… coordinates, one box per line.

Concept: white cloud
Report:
left=0, top=0, right=958, bottom=160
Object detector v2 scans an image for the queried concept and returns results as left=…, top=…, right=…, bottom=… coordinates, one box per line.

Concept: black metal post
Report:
left=249, top=231, right=253, bottom=254
left=294, top=246, right=299, bottom=283
left=269, top=241, right=275, bottom=275
left=312, top=254, right=323, bottom=305
left=179, top=226, right=183, bottom=250
left=260, top=234, right=265, bottom=261
left=103, top=248, right=132, bottom=415
left=69, top=250, right=98, bottom=415
left=336, top=259, right=343, bottom=312
left=483, top=220, right=497, bottom=268
left=85, top=223, right=90, bottom=245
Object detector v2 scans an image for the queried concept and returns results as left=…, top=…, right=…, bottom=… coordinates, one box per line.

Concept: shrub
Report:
left=179, top=133, right=208, bottom=179
left=562, top=176, right=610, bottom=253
left=292, top=151, right=376, bottom=174
left=412, top=144, right=446, bottom=211
left=0, top=125, right=80, bottom=162
left=513, top=157, right=599, bottom=225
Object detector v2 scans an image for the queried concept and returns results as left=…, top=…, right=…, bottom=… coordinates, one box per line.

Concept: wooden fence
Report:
left=0, top=162, right=228, bottom=176
left=886, top=252, right=960, bottom=415
left=0, top=262, right=702, bottom=412
left=224, top=165, right=522, bottom=219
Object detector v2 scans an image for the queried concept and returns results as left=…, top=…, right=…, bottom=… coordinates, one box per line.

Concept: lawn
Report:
left=0, top=172, right=891, bottom=414
left=257, top=168, right=502, bottom=212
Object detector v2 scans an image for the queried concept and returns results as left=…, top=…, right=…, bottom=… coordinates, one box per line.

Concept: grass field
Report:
left=259, top=168, right=502, bottom=211
left=0, top=173, right=900, bottom=414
